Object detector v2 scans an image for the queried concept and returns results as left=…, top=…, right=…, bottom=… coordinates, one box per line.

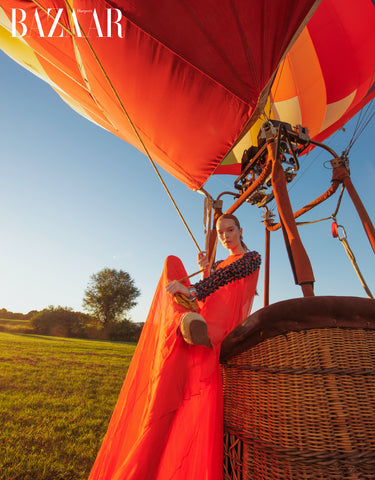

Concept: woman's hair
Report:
left=216, top=214, right=248, bottom=251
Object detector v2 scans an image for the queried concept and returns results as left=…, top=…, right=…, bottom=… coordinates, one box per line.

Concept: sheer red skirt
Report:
left=88, top=255, right=258, bottom=480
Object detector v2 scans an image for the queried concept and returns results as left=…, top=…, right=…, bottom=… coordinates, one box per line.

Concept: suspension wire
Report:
left=334, top=224, right=374, bottom=299
left=345, top=71, right=375, bottom=155
left=346, top=99, right=375, bottom=154
left=60, top=4, right=201, bottom=252
left=288, top=185, right=345, bottom=226
left=295, top=216, right=332, bottom=226
left=331, top=185, right=345, bottom=219
left=31, top=0, right=74, bottom=35
left=349, top=98, right=374, bottom=146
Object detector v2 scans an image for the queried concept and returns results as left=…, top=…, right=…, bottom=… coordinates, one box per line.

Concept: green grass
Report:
left=0, top=332, right=136, bottom=480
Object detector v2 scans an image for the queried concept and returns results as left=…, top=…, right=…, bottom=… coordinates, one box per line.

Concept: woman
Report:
left=88, top=214, right=260, bottom=480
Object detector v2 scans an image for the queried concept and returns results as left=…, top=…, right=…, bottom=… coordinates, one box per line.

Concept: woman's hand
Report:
left=198, top=251, right=210, bottom=278
left=198, top=252, right=209, bottom=268
left=198, top=251, right=209, bottom=269
left=165, top=280, right=191, bottom=298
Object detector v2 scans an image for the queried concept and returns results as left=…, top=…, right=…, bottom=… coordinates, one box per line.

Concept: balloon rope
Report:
left=46, top=1, right=201, bottom=253
left=26, top=1, right=121, bottom=132
left=30, top=0, right=73, bottom=35
left=178, top=267, right=207, bottom=283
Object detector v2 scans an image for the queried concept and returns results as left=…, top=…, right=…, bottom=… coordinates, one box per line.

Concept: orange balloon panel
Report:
left=216, top=0, right=375, bottom=174
left=270, top=0, right=375, bottom=144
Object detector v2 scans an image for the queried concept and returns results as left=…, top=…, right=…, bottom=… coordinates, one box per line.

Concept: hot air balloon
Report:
left=1, top=0, right=375, bottom=478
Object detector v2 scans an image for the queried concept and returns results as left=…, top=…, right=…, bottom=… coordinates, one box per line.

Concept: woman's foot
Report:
left=180, top=312, right=212, bottom=348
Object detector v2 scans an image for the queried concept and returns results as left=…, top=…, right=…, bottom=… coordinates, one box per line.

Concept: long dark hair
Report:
left=216, top=214, right=248, bottom=251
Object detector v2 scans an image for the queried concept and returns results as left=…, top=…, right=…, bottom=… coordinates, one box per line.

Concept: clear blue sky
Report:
left=0, top=50, right=374, bottom=324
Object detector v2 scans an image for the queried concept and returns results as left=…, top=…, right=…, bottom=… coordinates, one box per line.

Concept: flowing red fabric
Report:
left=88, top=254, right=259, bottom=480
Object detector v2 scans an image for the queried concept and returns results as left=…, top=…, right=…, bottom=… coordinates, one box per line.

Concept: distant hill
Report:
left=0, top=308, right=38, bottom=320
left=0, top=307, right=143, bottom=342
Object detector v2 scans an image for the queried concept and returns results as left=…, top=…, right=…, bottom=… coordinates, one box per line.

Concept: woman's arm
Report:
left=166, top=251, right=261, bottom=302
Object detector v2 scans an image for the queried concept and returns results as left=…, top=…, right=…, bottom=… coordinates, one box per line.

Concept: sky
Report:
left=0, top=49, right=374, bottom=324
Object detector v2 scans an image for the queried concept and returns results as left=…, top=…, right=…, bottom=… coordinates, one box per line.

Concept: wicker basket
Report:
left=220, top=297, right=375, bottom=480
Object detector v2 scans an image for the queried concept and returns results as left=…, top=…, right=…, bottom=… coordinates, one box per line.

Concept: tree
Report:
left=82, top=268, right=140, bottom=325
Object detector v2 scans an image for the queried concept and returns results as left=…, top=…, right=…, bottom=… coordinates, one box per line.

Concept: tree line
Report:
left=1, top=268, right=143, bottom=342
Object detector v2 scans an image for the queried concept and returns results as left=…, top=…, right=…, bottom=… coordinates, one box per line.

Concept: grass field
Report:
left=0, top=332, right=136, bottom=480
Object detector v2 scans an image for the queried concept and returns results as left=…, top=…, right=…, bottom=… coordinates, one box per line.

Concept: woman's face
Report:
left=216, top=218, right=243, bottom=252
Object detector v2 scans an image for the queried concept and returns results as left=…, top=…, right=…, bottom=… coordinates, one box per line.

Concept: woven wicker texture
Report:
left=222, top=327, right=375, bottom=479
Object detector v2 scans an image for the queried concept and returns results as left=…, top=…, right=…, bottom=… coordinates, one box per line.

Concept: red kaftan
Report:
left=88, top=254, right=259, bottom=480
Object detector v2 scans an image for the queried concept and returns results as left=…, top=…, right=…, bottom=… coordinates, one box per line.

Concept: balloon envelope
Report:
left=1, top=0, right=374, bottom=189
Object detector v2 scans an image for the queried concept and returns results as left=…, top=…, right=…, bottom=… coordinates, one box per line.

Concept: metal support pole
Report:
left=342, top=175, right=375, bottom=255
left=264, top=226, right=270, bottom=307
left=268, top=140, right=315, bottom=297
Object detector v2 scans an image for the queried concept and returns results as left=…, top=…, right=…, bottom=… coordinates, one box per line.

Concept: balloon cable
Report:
left=59, top=3, right=201, bottom=253
left=345, top=72, right=375, bottom=155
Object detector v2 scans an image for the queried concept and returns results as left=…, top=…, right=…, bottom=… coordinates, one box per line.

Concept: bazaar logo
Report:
left=11, top=8, right=125, bottom=38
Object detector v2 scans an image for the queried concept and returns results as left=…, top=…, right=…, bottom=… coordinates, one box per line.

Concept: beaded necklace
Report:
left=191, top=251, right=261, bottom=302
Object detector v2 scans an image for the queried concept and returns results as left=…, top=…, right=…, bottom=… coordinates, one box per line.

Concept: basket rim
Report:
left=220, top=296, right=375, bottom=363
